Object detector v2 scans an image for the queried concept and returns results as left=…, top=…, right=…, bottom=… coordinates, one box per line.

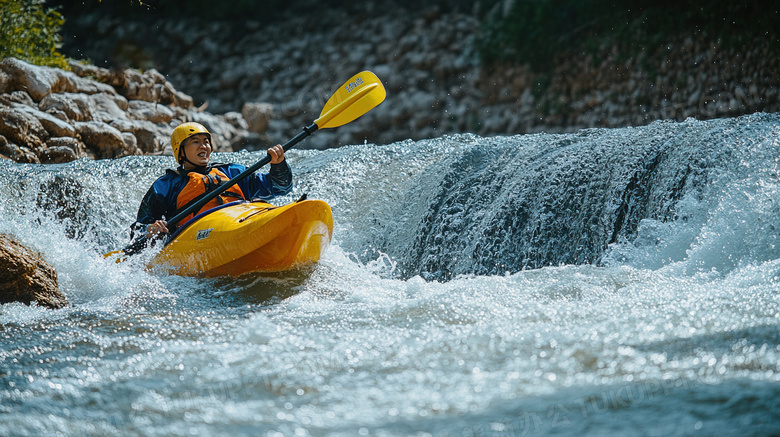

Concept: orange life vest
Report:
left=175, top=167, right=245, bottom=225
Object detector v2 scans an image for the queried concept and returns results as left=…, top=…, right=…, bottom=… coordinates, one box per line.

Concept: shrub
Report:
left=0, top=0, right=69, bottom=69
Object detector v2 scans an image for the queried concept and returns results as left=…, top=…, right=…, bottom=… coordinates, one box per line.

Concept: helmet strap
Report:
left=180, top=154, right=208, bottom=173
left=179, top=142, right=207, bottom=173
left=177, top=134, right=211, bottom=173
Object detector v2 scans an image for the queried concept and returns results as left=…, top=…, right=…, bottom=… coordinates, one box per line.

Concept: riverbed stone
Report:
left=0, top=57, right=114, bottom=102
left=0, top=90, right=34, bottom=107
left=0, top=106, right=49, bottom=153
left=0, top=138, right=39, bottom=164
left=39, top=92, right=96, bottom=122
left=13, top=104, right=78, bottom=138
left=42, top=145, right=79, bottom=163
left=75, top=121, right=132, bottom=158
left=241, top=102, right=273, bottom=134
left=46, top=136, right=87, bottom=159
left=0, top=233, right=68, bottom=309
left=127, top=99, right=174, bottom=124
left=90, top=92, right=130, bottom=122
left=109, top=119, right=166, bottom=154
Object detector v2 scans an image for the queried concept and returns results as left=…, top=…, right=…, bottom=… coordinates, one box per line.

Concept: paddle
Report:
left=105, top=71, right=386, bottom=260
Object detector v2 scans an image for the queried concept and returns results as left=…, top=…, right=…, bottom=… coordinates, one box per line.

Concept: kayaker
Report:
left=133, top=122, right=292, bottom=240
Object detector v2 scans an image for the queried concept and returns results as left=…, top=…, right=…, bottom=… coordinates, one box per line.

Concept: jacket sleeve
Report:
left=233, top=161, right=293, bottom=200
left=268, top=161, right=293, bottom=195
left=130, top=183, right=172, bottom=238
left=135, top=185, right=170, bottom=224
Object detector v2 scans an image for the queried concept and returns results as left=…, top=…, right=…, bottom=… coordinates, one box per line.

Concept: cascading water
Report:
left=294, top=112, right=780, bottom=279
left=1, top=113, right=779, bottom=436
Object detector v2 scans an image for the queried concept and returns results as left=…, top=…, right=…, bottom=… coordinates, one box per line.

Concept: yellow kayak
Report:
left=148, top=199, right=333, bottom=277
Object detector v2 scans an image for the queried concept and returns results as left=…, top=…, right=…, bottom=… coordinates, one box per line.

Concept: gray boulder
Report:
left=42, top=145, right=79, bottom=164
left=13, top=104, right=78, bottom=138
left=39, top=92, right=97, bottom=122
left=0, top=57, right=114, bottom=101
left=242, top=102, right=274, bottom=134
left=127, top=99, right=174, bottom=124
left=90, top=93, right=130, bottom=122
left=0, top=90, right=34, bottom=107
left=75, top=121, right=136, bottom=159
left=0, top=106, right=49, bottom=154
left=109, top=119, right=167, bottom=154
left=45, top=137, right=87, bottom=160
left=0, top=233, right=68, bottom=309
left=0, top=135, right=39, bottom=163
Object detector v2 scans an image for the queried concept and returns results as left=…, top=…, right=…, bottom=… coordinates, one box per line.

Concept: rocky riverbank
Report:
left=60, top=3, right=779, bottom=150
left=1, top=3, right=776, bottom=161
left=0, top=57, right=271, bottom=163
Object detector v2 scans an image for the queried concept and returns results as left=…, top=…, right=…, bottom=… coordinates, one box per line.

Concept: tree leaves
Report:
left=0, top=0, right=69, bottom=69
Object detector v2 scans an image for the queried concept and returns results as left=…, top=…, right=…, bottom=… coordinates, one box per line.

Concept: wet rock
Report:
left=0, top=57, right=113, bottom=102
left=109, top=119, right=166, bottom=154
left=0, top=135, right=10, bottom=159
left=42, top=145, right=79, bottom=163
left=90, top=92, right=130, bottom=122
left=17, top=145, right=41, bottom=163
left=0, top=233, right=68, bottom=309
left=45, top=137, right=87, bottom=159
left=127, top=99, right=174, bottom=124
left=39, top=92, right=96, bottom=122
left=241, top=102, right=273, bottom=134
left=0, top=90, right=34, bottom=107
left=13, top=104, right=78, bottom=138
left=0, top=106, right=49, bottom=154
left=75, top=121, right=134, bottom=158
left=0, top=136, right=40, bottom=164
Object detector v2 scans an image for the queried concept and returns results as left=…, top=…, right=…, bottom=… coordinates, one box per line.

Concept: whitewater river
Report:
left=2, top=113, right=779, bottom=436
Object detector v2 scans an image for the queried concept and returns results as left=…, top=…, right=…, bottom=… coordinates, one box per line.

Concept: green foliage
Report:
left=0, top=0, right=69, bottom=69
left=476, top=0, right=779, bottom=68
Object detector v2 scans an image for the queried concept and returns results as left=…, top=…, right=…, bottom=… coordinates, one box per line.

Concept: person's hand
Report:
left=146, top=220, right=169, bottom=239
left=268, top=144, right=285, bottom=164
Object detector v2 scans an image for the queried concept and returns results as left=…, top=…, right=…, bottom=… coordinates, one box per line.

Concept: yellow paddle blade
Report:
left=103, top=250, right=127, bottom=264
left=315, top=71, right=386, bottom=129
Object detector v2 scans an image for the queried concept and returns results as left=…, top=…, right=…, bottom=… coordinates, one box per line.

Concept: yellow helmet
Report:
left=171, top=122, right=211, bottom=164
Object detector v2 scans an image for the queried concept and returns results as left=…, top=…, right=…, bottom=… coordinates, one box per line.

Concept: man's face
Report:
left=182, top=134, right=211, bottom=167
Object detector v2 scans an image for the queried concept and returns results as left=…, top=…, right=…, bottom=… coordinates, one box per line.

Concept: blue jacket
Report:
left=133, top=161, right=293, bottom=234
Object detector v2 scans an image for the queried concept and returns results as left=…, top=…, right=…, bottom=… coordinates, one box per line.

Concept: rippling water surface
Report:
left=2, top=114, right=780, bottom=436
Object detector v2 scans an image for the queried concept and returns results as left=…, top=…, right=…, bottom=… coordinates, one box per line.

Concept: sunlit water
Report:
left=2, top=113, right=780, bottom=436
